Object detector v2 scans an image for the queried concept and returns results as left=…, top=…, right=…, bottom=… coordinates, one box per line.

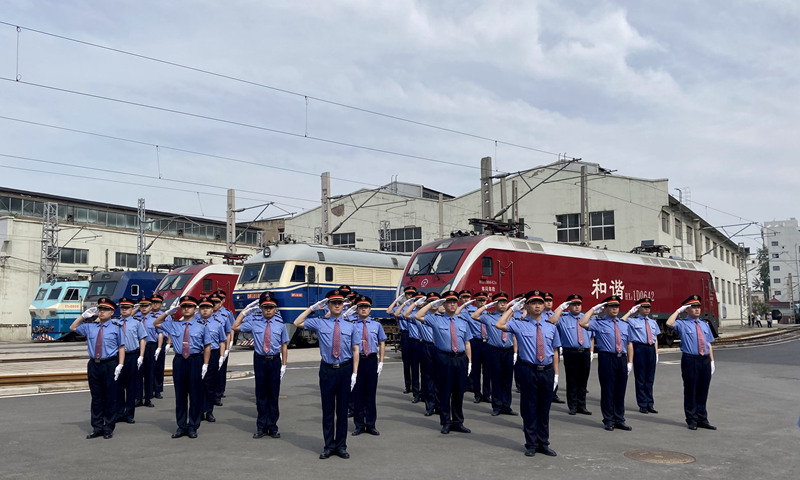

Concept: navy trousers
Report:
left=87, top=358, right=117, bottom=434
left=516, top=360, right=554, bottom=449
left=173, top=354, right=204, bottom=432
left=469, top=338, right=491, bottom=399
left=217, top=353, right=229, bottom=399
left=154, top=343, right=167, bottom=394
left=435, top=351, right=468, bottom=427
left=632, top=343, right=657, bottom=408
left=319, top=360, right=352, bottom=451
left=562, top=348, right=591, bottom=411
left=597, top=352, right=628, bottom=426
left=419, top=342, right=438, bottom=413
left=681, top=353, right=712, bottom=425
left=117, top=352, right=138, bottom=421
left=203, top=349, right=221, bottom=414
left=143, top=342, right=158, bottom=400
left=407, top=337, right=421, bottom=398
left=353, top=354, right=379, bottom=429
left=254, top=353, right=282, bottom=434
left=489, top=345, right=514, bottom=412
left=400, top=330, right=411, bottom=390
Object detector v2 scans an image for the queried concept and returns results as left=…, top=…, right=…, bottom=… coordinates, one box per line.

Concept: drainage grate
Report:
left=624, top=450, right=696, bottom=464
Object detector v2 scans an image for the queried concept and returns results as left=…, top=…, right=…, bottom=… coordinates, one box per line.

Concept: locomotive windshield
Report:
left=240, top=264, right=262, bottom=284
left=259, top=262, right=285, bottom=283
left=47, top=287, right=63, bottom=301
left=156, top=273, right=192, bottom=292
left=407, top=250, right=464, bottom=276
left=34, top=288, right=48, bottom=301
left=87, top=281, right=117, bottom=297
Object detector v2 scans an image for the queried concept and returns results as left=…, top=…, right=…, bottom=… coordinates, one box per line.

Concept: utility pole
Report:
left=39, top=202, right=59, bottom=283
left=321, top=172, right=331, bottom=245
left=579, top=165, right=589, bottom=246
left=136, top=198, right=147, bottom=270
left=479, top=157, right=493, bottom=233
left=738, top=243, right=749, bottom=327
left=379, top=220, right=390, bottom=251
left=438, top=193, right=444, bottom=239
left=499, top=175, right=507, bottom=222
left=226, top=189, right=236, bottom=253
left=788, top=272, right=794, bottom=323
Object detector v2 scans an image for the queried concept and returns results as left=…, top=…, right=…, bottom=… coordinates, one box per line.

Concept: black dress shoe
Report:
left=424, top=410, right=434, bottom=416
left=614, top=423, right=632, bottom=431
left=124, top=418, right=135, bottom=424
left=524, top=449, right=536, bottom=457
left=319, top=449, right=332, bottom=459
left=502, top=409, right=518, bottom=416
left=687, top=423, right=698, bottom=430
left=103, top=432, right=113, bottom=439
left=482, top=396, right=492, bottom=403
left=135, top=399, right=144, bottom=407
left=336, top=449, right=350, bottom=459
left=568, top=410, right=577, bottom=415
left=440, top=425, right=450, bottom=434
left=268, top=431, right=281, bottom=438
left=576, top=408, right=592, bottom=415
left=154, top=393, right=163, bottom=399
left=552, top=396, right=565, bottom=404
left=214, top=399, right=223, bottom=407
left=536, top=446, right=557, bottom=456
left=187, top=429, right=198, bottom=439
left=474, top=396, right=482, bottom=404
left=603, top=424, right=615, bottom=431
left=450, top=424, right=471, bottom=433
left=86, top=430, right=103, bottom=439
left=403, top=388, right=412, bottom=394
left=205, top=412, right=216, bottom=423
left=647, top=407, right=658, bottom=414
left=253, top=431, right=266, bottom=439
left=697, top=423, right=717, bottom=430
left=639, top=407, right=649, bottom=414
left=515, top=387, right=521, bottom=393
left=366, top=427, right=380, bottom=436
left=144, top=401, right=155, bottom=408
left=171, top=430, right=187, bottom=438
left=491, top=409, right=501, bottom=416
left=411, top=396, right=421, bottom=404
left=352, top=427, right=364, bottom=436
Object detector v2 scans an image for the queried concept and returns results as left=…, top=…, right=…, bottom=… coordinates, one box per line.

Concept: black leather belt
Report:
left=360, top=353, right=378, bottom=358
left=599, top=351, right=626, bottom=357
left=490, top=345, right=514, bottom=351
left=563, top=347, right=587, bottom=352
left=256, top=353, right=279, bottom=360
left=422, top=340, right=434, bottom=345
left=437, top=351, right=465, bottom=357
left=322, top=359, right=353, bottom=369
left=92, top=357, right=117, bottom=364
left=519, top=359, right=552, bottom=370
left=633, top=342, right=655, bottom=347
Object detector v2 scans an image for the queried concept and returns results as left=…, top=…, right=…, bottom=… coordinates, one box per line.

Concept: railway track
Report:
left=0, top=369, right=174, bottom=387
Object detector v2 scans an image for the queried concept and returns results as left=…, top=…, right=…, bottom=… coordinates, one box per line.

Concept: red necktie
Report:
left=481, top=323, right=487, bottom=340
left=536, top=322, right=545, bottom=362
left=577, top=316, right=584, bottom=345
left=696, top=320, right=706, bottom=355
left=501, top=330, right=508, bottom=343
left=645, top=318, right=653, bottom=345
left=614, top=319, right=623, bottom=353
left=94, top=323, right=104, bottom=359
left=362, top=320, right=370, bottom=355
left=450, top=319, right=458, bottom=352
left=332, top=319, right=341, bottom=359
left=182, top=322, right=190, bottom=359
left=262, top=319, right=272, bottom=356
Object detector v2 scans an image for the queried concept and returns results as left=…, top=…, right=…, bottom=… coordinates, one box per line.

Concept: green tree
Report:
left=752, top=246, right=771, bottom=296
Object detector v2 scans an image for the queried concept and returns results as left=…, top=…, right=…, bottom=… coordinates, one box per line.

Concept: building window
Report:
left=174, top=257, right=204, bottom=266
left=556, top=214, right=580, bottom=243
left=773, top=266, right=780, bottom=271
left=686, top=226, right=693, bottom=245
left=772, top=253, right=780, bottom=259
left=332, top=232, right=356, bottom=248
left=60, top=247, right=88, bottom=264
left=713, top=242, right=718, bottom=258
left=661, top=212, right=670, bottom=234
left=675, top=219, right=682, bottom=240
left=380, top=227, right=422, bottom=253
left=771, top=241, right=779, bottom=246
left=589, top=211, right=615, bottom=241
left=115, top=252, right=150, bottom=268
left=773, top=278, right=781, bottom=284
left=725, top=249, right=730, bottom=264
left=774, top=290, right=782, bottom=296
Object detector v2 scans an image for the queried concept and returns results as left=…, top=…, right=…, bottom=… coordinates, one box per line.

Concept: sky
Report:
left=0, top=0, right=798, bottom=252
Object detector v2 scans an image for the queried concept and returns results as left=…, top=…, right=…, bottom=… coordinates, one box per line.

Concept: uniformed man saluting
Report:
left=621, top=297, right=661, bottom=414
left=153, top=295, right=212, bottom=439
left=551, top=294, right=594, bottom=416
left=496, top=290, right=561, bottom=457
left=295, top=289, right=360, bottom=460
left=233, top=291, right=289, bottom=439
left=580, top=295, right=633, bottom=431
left=70, top=297, right=124, bottom=439
left=115, top=297, right=146, bottom=424
left=350, top=295, right=386, bottom=436
left=196, top=296, right=227, bottom=423
left=415, top=290, right=473, bottom=435
left=666, top=295, right=717, bottom=431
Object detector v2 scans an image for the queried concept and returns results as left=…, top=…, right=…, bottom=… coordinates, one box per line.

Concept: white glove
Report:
left=463, top=298, right=476, bottom=307
left=280, top=365, right=286, bottom=380
left=350, top=373, right=357, bottom=391
left=132, top=303, right=140, bottom=313
left=591, top=302, right=607, bottom=315
left=246, top=299, right=259, bottom=310
left=223, top=349, right=230, bottom=360
left=511, top=300, right=524, bottom=312
left=137, top=356, right=143, bottom=369
left=711, top=361, right=715, bottom=375
left=165, top=344, right=172, bottom=355
left=310, top=298, right=329, bottom=311
left=627, top=362, right=633, bottom=375
left=513, top=353, right=518, bottom=365
left=677, top=305, right=691, bottom=314
left=114, top=364, right=123, bottom=381
left=81, top=307, right=98, bottom=319
left=154, top=347, right=161, bottom=360
left=343, top=306, right=357, bottom=318
left=170, top=298, right=181, bottom=309
left=655, top=354, right=659, bottom=365
left=414, top=297, right=426, bottom=307
left=484, top=301, right=498, bottom=310
left=165, top=306, right=179, bottom=316
left=628, top=304, right=641, bottom=315
left=468, top=363, right=472, bottom=376
left=201, top=364, right=208, bottom=379
left=402, top=298, right=415, bottom=307
left=394, top=293, right=406, bottom=305
left=559, top=347, right=563, bottom=355
left=559, top=301, right=571, bottom=311
left=590, top=353, right=595, bottom=364
left=429, top=298, right=446, bottom=309
left=218, top=356, right=224, bottom=369
left=553, top=374, right=559, bottom=391
left=377, top=362, right=384, bottom=375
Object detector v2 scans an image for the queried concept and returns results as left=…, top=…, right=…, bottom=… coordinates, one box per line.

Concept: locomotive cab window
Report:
left=325, top=267, right=334, bottom=282
left=260, top=262, right=285, bottom=283
left=202, top=278, right=213, bottom=292
left=47, top=287, right=62, bottom=301
left=35, top=288, right=48, bottom=301
left=291, top=265, right=306, bottom=283
left=240, top=265, right=262, bottom=284
left=130, top=285, right=140, bottom=297
left=307, top=266, right=316, bottom=283
left=64, top=288, right=81, bottom=301
left=482, top=257, right=494, bottom=276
